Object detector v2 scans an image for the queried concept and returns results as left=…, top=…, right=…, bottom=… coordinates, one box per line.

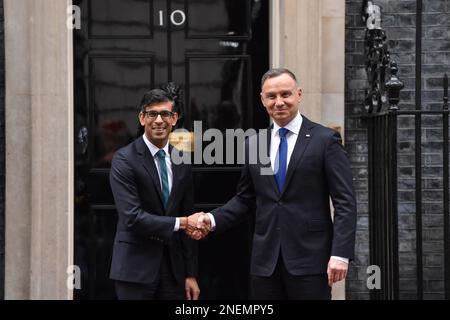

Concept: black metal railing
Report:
left=364, top=62, right=402, bottom=299
left=361, top=0, right=450, bottom=300
left=366, top=108, right=399, bottom=299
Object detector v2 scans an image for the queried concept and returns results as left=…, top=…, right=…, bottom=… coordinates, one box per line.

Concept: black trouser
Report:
left=115, top=249, right=184, bottom=300
left=250, top=252, right=331, bottom=300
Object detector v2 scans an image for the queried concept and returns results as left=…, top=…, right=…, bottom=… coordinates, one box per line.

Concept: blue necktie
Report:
left=275, top=128, right=289, bottom=193
left=156, top=149, right=170, bottom=207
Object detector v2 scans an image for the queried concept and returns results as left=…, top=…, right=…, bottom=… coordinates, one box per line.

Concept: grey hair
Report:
left=260, top=68, right=298, bottom=89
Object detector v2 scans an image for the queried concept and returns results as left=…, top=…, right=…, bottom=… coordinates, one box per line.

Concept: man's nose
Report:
left=154, top=114, right=164, bottom=122
left=275, top=96, right=284, bottom=106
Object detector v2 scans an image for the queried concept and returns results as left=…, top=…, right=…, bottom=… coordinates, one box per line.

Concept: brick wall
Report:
left=345, top=0, right=370, bottom=300
left=345, top=0, right=450, bottom=299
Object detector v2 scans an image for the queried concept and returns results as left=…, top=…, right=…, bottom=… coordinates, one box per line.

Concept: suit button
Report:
left=276, top=227, right=281, bottom=231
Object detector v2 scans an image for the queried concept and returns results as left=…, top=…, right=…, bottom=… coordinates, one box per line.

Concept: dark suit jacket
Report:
left=109, top=137, right=197, bottom=284
left=212, top=116, right=357, bottom=277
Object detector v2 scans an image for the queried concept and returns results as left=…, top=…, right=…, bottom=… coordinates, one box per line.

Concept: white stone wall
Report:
left=272, top=0, right=346, bottom=138
left=4, top=0, right=73, bottom=299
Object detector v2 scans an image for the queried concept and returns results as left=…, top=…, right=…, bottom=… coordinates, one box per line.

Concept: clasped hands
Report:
left=180, top=212, right=211, bottom=240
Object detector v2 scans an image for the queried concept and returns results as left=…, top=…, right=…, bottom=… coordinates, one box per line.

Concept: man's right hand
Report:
left=196, top=213, right=211, bottom=233
left=182, top=212, right=211, bottom=240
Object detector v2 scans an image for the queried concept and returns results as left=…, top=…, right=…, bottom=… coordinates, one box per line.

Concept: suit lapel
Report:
left=262, top=125, right=279, bottom=193
left=280, top=116, right=314, bottom=197
left=136, top=137, right=164, bottom=207
left=166, top=145, right=183, bottom=214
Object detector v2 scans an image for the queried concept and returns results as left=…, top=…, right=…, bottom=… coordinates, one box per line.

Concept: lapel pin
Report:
left=306, top=134, right=311, bottom=138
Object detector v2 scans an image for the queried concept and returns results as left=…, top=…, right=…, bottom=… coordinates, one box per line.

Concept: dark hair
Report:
left=160, top=82, right=183, bottom=117
left=139, top=89, right=175, bottom=113
left=260, top=68, right=298, bottom=89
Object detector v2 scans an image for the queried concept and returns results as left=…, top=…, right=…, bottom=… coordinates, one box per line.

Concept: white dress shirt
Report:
left=270, top=112, right=302, bottom=172
left=207, top=113, right=348, bottom=264
left=142, top=134, right=181, bottom=231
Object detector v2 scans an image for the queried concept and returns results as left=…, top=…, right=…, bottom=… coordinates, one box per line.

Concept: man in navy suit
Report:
left=194, top=68, right=357, bottom=299
left=109, top=88, right=202, bottom=300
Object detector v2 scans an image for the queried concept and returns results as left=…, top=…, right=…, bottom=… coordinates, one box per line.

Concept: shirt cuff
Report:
left=207, top=213, right=216, bottom=230
left=174, top=217, right=180, bottom=231
left=331, top=256, right=349, bottom=264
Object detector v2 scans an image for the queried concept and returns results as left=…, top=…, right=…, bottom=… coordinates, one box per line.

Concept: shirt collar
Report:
left=142, top=134, right=169, bottom=157
left=273, top=112, right=303, bottom=136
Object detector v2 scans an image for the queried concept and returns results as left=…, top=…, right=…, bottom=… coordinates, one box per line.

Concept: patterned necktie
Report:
left=156, top=149, right=170, bottom=207
left=275, top=128, right=289, bottom=193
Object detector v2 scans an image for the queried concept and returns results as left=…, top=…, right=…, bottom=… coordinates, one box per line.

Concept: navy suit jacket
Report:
left=212, top=116, right=357, bottom=277
left=109, top=137, right=197, bottom=284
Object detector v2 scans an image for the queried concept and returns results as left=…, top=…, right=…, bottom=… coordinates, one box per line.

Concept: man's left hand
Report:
left=185, top=277, right=200, bottom=300
left=326, top=258, right=348, bottom=287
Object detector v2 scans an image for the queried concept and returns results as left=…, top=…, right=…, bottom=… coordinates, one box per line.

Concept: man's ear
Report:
left=297, top=88, right=303, bottom=102
left=171, top=112, right=178, bottom=126
left=138, top=112, right=145, bottom=126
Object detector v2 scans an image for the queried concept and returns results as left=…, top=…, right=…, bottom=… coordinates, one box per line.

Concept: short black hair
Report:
left=261, top=68, right=298, bottom=89
left=139, top=89, right=175, bottom=113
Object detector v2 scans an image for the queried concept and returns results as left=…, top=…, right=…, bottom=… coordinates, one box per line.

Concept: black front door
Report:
left=74, top=0, right=269, bottom=299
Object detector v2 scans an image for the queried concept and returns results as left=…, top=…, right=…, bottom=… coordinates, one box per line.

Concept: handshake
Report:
left=180, top=212, right=212, bottom=240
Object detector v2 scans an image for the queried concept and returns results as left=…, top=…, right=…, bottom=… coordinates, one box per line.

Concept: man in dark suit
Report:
left=109, top=88, right=201, bottom=300
left=193, top=68, right=357, bottom=299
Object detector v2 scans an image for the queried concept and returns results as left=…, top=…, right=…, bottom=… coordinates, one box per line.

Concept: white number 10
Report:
left=159, top=10, right=186, bottom=26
